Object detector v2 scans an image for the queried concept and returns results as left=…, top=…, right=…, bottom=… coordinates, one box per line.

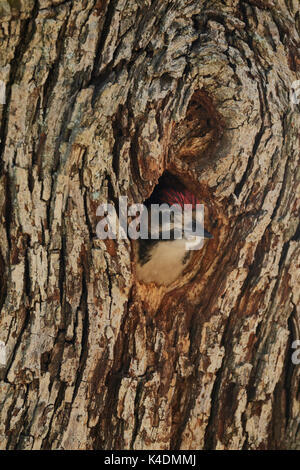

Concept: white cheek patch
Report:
left=185, top=235, right=204, bottom=251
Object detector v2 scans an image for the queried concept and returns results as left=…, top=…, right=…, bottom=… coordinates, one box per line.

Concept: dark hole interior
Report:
left=144, top=171, right=187, bottom=208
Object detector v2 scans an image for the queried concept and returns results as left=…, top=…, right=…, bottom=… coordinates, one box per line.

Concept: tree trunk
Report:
left=0, top=0, right=299, bottom=450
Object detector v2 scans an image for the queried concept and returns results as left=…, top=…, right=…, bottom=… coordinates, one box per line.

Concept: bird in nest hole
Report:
left=136, top=177, right=212, bottom=286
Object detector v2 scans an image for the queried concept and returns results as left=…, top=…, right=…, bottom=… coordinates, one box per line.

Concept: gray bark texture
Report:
left=0, top=0, right=300, bottom=450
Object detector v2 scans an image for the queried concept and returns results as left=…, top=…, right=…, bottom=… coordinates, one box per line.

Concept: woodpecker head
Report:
left=136, top=181, right=212, bottom=286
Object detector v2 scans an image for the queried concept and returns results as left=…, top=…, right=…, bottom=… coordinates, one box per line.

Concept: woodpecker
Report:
left=136, top=181, right=212, bottom=286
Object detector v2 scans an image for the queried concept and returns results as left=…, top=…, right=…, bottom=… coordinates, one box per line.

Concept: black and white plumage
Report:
left=136, top=180, right=212, bottom=286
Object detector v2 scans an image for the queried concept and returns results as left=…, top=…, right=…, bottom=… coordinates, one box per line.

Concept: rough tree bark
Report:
left=0, top=0, right=299, bottom=450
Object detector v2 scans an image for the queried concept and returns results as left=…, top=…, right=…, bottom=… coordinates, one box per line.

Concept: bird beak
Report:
left=204, top=229, right=213, bottom=239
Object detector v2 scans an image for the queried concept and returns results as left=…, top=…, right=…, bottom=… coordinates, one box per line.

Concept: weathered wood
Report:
left=0, top=0, right=299, bottom=450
